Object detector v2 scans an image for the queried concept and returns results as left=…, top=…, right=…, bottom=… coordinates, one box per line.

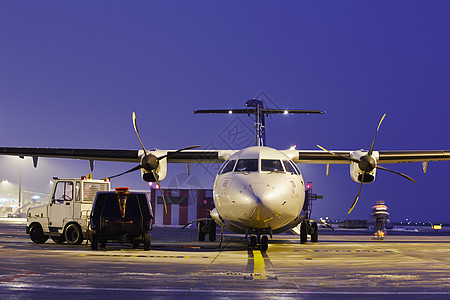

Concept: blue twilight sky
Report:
left=1, top=1, right=450, bottom=221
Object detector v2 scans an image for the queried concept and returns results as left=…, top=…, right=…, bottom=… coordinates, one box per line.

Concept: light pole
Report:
left=18, top=158, right=23, bottom=209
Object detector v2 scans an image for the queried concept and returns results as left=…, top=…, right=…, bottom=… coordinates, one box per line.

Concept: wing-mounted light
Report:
left=349, top=150, right=379, bottom=183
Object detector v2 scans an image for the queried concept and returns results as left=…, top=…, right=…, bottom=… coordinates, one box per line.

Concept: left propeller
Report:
left=317, top=114, right=415, bottom=214
left=105, top=112, right=200, bottom=214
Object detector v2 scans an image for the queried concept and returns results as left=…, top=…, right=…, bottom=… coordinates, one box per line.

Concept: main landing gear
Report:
left=249, top=235, right=269, bottom=251
left=299, top=220, right=318, bottom=244
left=198, top=219, right=217, bottom=242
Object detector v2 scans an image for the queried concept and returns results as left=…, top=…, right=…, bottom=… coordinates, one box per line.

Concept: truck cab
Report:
left=26, top=176, right=110, bottom=245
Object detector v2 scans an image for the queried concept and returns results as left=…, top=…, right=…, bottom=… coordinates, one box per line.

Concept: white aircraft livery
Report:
left=2, top=99, right=450, bottom=251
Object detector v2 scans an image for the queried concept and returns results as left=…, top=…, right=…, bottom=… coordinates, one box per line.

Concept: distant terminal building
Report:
left=0, top=180, right=49, bottom=217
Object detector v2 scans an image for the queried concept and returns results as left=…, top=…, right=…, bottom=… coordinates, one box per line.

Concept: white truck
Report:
left=26, top=176, right=110, bottom=245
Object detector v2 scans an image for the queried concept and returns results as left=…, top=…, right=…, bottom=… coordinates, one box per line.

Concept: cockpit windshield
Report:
left=219, top=159, right=236, bottom=175
left=283, top=160, right=299, bottom=175
left=234, top=159, right=258, bottom=172
left=261, top=159, right=284, bottom=172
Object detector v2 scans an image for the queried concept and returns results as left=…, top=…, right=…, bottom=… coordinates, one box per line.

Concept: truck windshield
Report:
left=83, top=182, right=109, bottom=202
left=54, top=181, right=74, bottom=201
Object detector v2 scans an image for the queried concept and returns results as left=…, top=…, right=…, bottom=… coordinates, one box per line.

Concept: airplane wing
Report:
left=3, top=147, right=450, bottom=165
left=281, top=150, right=450, bottom=164
left=0, top=147, right=235, bottom=164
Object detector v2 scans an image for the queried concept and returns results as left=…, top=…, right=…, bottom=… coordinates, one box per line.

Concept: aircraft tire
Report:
left=311, top=222, right=318, bottom=243
left=300, top=221, right=307, bottom=244
left=250, top=235, right=257, bottom=248
left=261, top=235, right=268, bottom=251
left=198, top=221, right=206, bottom=241
left=29, top=223, right=49, bottom=244
left=65, top=223, right=83, bottom=245
left=208, top=221, right=217, bottom=241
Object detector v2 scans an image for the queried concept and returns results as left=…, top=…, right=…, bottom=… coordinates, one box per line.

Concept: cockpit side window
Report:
left=219, top=160, right=236, bottom=174
left=235, top=159, right=258, bottom=172
left=291, top=161, right=301, bottom=174
left=283, top=160, right=299, bottom=175
left=261, top=159, right=284, bottom=172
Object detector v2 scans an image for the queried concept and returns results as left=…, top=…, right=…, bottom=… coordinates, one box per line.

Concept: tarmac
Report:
left=1, top=218, right=450, bottom=299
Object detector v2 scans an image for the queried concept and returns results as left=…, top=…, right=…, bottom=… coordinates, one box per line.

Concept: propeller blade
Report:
left=152, top=170, right=168, bottom=214
left=348, top=173, right=365, bottom=214
left=157, top=145, right=201, bottom=161
left=376, top=165, right=416, bottom=183
left=105, top=165, right=142, bottom=180
left=317, top=144, right=359, bottom=163
left=368, top=114, right=386, bottom=156
left=132, top=112, right=148, bottom=155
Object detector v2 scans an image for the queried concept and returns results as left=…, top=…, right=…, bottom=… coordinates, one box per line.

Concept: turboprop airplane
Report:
left=1, top=99, right=450, bottom=251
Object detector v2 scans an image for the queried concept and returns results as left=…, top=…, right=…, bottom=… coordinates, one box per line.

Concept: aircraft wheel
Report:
left=198, top=221, right=206, bottom=241
left=250, top=235, right=257, bottom=248
left=260, top=235, right=268, bottom=251
left=65, top=224, right=83, bottom=245
left=311, top=222, right=318, bottom=243
left=143, top=233, right=151, bottom=251
left=29, top=224, right=49, bottom=244
left=208, top=220, right=217, bottom=241
left=90, top=233, right=98, bottom=250
left=300, top=221, right=307, bottom=244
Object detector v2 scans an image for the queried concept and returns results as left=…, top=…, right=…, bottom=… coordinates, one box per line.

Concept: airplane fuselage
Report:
left=212, top=146, right=306, bottom=235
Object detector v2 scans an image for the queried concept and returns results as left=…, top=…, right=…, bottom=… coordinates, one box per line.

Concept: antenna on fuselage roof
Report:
left=193, top=99, right=324, bottom=146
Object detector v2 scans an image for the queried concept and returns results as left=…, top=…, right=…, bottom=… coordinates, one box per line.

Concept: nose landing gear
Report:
left=248, top=234, right=269, bottom=251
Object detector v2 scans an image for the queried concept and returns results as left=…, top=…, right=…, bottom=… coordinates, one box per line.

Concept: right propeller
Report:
left=105, top=112, right=200, bottom=214
left=317, top=114, right=416, bottom=214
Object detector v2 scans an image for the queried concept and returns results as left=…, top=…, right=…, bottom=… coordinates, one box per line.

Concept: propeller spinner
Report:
left=106, top=112, right=200, bottom=214
left=317, top=114, right=415, bottom=214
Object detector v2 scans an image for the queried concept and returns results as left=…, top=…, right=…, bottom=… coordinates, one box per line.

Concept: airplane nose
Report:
left=235, top=177, right=292, bottom=226
left=248, top=183, right=268, bottom=202
left=218, top=174, right=303, bottom=230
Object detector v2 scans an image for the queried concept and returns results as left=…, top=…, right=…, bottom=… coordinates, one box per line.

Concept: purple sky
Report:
left=1, top=1, right=450, bottom=221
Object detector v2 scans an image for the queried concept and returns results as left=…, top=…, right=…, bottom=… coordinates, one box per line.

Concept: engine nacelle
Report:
left=139, top=150, right=168, bottom=182
left=349, top=150, right=379, bottom=183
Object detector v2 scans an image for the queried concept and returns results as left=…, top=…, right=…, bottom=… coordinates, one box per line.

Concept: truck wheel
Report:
left=132, top=240, right=140, bottom=249
left=65, top=224, right=83, bottom=245
left=51, top=235, right=66, bottom=244
left=143, top=233, right=151, bottom=251
left=99, top=235, right=107, bottom=248
left=30, top=224, right=49, bottom=244
left=91, top=233, right=98, bottom=250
